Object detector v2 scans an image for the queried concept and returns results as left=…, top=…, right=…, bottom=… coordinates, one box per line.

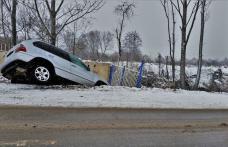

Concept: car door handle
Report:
left=71, top=64, right=77, bottom=68
left=48, top=54, right=54, bottom=58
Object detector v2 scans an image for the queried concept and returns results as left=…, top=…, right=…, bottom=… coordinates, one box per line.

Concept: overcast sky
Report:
left=89, top=0, right=228, bottom=60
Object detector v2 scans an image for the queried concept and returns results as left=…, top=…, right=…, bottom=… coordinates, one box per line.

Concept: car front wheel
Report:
left=30, top=65, right=53, bottom=84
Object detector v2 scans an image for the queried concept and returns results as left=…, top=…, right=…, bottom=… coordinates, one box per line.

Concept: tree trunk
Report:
left=50, top=0, right=56, bottom=46
left=194, top=0, right=206, bottom=89
left=161, top=0, right=176, bottom=84
left=73, top=22, right=76, bottom=55
left=158, top=55, right=161, bottom=76
left=171, top=2, right=176, bottom=84
left=117, top=14, right=125, bottom=63
left=180, top=0, right=187, bottom=89
left=166, top=56, right=170, bottom=80
left=118, top=38, right=122, bottom=61
left=11, top=0, right=17, bottom=45
left=0, top=0, right=6, bottom=39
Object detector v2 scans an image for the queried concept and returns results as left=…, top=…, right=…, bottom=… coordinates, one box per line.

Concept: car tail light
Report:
left=15, top=44, right=27, bottom=53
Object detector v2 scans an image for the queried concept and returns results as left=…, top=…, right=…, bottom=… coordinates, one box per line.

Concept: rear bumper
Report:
left=1, top=52, right=34, bottom=78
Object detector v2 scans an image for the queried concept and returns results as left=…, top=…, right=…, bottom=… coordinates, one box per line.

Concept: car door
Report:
left=33, top=41, right=71, bottom=72
left=68, top=53, right=95, bottom=85
left=49, top=48, right=76, bottom=82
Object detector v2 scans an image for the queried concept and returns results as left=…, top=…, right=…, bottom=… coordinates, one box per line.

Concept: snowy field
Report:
left=1, top=63, right=228, bottom=109
left=1, top=82, right=228, bottom=109
left=144, top=63, right=228, bottom=83
left=126, top=62, right=228, bottom=88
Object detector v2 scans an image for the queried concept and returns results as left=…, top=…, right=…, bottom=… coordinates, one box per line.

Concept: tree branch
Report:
left=34, top=0, right=51, bottom=36
left=186, top=0, right=200, bottom=44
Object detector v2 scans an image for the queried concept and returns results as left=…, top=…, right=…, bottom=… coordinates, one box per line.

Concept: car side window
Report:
left=33, top=41, right=70, bottom=61
left=69, top=54, right=90, bottom=71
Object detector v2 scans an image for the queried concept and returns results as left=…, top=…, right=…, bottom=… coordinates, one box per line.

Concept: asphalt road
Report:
left=1, top=107, right=228, bottom=146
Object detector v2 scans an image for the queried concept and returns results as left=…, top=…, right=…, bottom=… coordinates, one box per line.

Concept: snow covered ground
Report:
left=1, top=62, right=228, bottom=109
left=141, top=63, right=228, bottom=88
left=1, top=82, right=228, bottom=109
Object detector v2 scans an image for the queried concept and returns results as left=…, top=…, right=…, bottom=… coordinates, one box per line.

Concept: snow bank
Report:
left=0, top=83, right=228, bottom=109
left=0, top=76, right=9, bottom=83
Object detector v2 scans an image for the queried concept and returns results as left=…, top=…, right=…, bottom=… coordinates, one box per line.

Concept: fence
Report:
left=108, top=61, right=144, bottom=88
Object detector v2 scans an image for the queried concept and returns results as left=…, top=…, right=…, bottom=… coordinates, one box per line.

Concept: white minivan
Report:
left=0, top=40, right=108, bottom=86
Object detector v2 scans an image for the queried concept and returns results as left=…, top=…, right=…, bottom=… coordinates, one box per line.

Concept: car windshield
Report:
left=69, top=53, right=90, bottom=71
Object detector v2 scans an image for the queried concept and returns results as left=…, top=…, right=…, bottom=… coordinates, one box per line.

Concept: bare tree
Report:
left=160, top=0, right=176, bottom=84
left=114, top=1, right=135, bottom=61
left=99, top=31, right=114, bottom=58
left=0, top=0, right=7, bottom=38
left=11, top=0, right=17, bottom=45
left=165, top=56, right=170, bottom=80
left=63, top=30, right=76, bottom=53
left=171, top=0, right=200, bottom=89
left=17, top=7, right=35, bottom=40
left=23, top=0, right=103, bottom=46
left=194, top=0, right=211, bottom=89
left=123, top=31, right=142, bottom=66
left=0, top=0, right=18, bottom=45
left=63, top=20, right=90, bottom=55
left=83, top=30, right=101, bottom=60
left=82, top=30, right=114, bottom=61
left=157, top=53, right=162, bottom=77
left=63, top=30, right=87, bottom=57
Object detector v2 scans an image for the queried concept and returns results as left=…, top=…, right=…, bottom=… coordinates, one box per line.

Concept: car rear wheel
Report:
left=30, top=65, right=53, bottom=84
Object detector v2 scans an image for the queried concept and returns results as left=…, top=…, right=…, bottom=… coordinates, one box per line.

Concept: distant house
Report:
left=0, top=37, right=11, bottom=64
left=0, top=37, right=11, bottom=52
